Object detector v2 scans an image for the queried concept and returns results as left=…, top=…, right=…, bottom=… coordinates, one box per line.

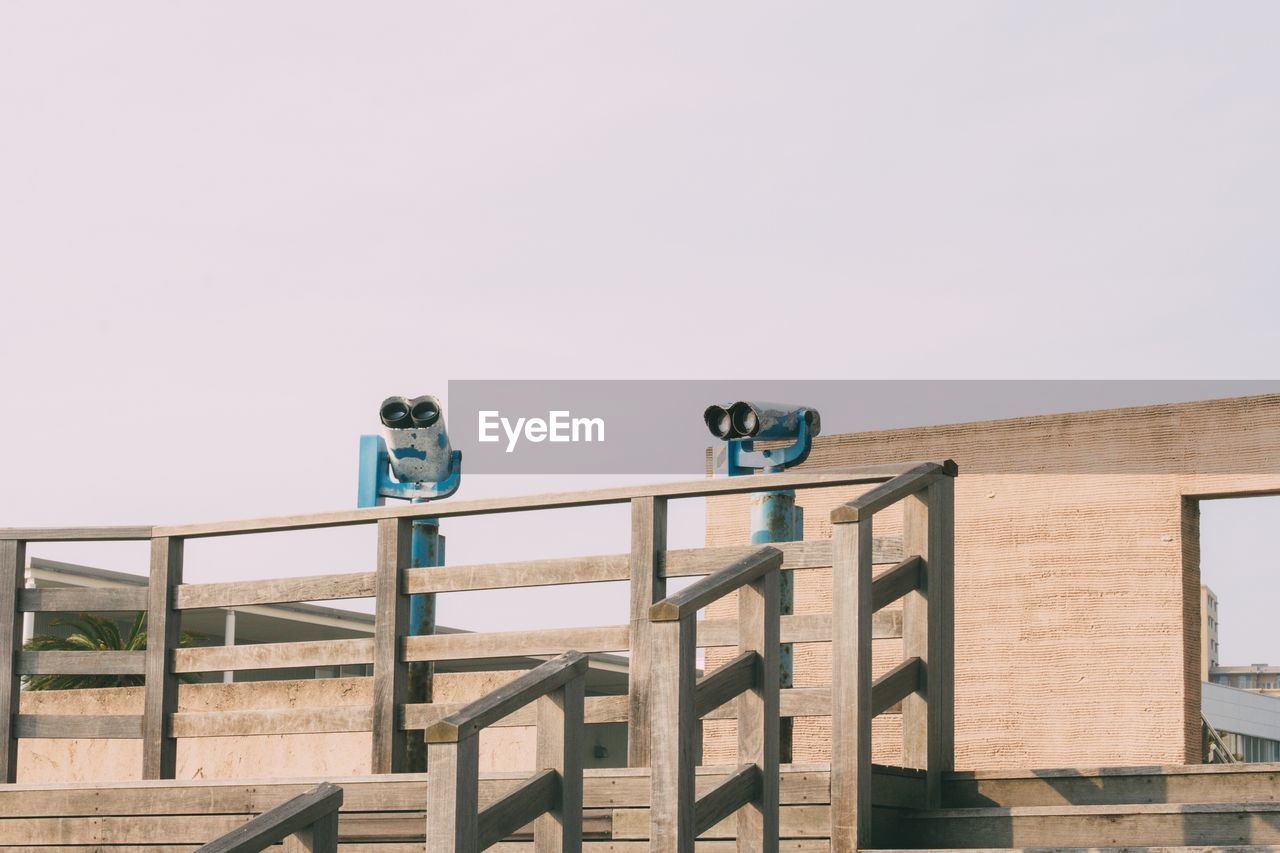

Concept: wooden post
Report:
left=372, top=518, right=412, bottom=774
left=535, top=676, right=584, bottom=853
left=143, top=536, right=183, bottom=779
left=0, top=540, right=25, bottom=783
left=902, top=478, right=955, bottom=808
left=649, top=614, right=695, bottom=853
left=628, top=495, right=667, bottom=767
left=830, top=517, right=873, bottom=853
left=737, top=570, right=779, bottom=853
left=426, top=737, right=480, bottom=853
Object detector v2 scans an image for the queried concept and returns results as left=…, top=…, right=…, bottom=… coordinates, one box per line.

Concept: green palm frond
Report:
left=22, top=612, right=203, bottom=691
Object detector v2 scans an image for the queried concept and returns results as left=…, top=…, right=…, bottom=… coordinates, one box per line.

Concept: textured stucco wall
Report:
left=703, top=394, right=1280, bottom=770
left=16, top=671, right=537, bottom=783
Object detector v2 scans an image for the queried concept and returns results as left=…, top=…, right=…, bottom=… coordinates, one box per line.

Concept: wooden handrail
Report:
left=427, top=650, right=586, bottom=853
left=830, top=460, right=956, bottom=523
left=425, top=651, right=589, bottom=743
left=649, top=547, right=783, bottom=621
left=194, top=782, right=342, bottom=853
left=134, top=460, right=934, bottom=539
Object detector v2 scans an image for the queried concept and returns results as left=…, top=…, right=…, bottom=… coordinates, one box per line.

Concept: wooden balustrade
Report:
left=648, top=546, right=784, bottom=853
left=0, top=453, right=956, bottom=853
left=424, top=651, right=587, bottom=853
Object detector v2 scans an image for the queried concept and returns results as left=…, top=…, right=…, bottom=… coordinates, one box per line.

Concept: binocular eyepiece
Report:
left=380, top=396, right=441, bottom=430
left=703, top=401, right=821, bottom=442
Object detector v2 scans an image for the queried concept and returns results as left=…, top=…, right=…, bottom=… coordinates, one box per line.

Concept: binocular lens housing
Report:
left=730, top=403, right=759, bottom=437
left=703, top=405, right=734, bottom=440
left=379, top=396, right=413, bottom=429
left=409, top=396, right=440, bottom=428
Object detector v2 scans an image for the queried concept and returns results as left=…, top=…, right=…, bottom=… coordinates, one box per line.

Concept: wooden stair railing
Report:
left=194, top=782, right=342, bottom=853
left=425, top=650, right=588, bottom=853
left=830, top=460, right=957, bottom=853
left=648, top=545, right=784, bottom=853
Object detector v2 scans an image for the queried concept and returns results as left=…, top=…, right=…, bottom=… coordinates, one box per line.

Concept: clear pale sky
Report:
left=1, top=3, right=1278, bottom=658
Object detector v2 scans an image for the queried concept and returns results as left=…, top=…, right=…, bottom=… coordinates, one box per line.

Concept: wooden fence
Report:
left=0, top=459, right=955, bottom=853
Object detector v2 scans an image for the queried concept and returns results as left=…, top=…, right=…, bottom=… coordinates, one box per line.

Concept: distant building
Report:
left=1201, top=585, right=1220, bottom=681
left=1210, top=664, right=1280, bottom=693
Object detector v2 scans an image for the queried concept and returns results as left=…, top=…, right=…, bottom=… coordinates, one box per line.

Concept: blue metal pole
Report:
left=749, top=486, right=801, bottom=762
left=407, top=504, right=443, bottom=772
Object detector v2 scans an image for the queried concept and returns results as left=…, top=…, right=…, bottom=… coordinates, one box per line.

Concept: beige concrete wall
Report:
left=16, top=672, right=537, bottom=783
left=703, top=394, right=1280, bottom=771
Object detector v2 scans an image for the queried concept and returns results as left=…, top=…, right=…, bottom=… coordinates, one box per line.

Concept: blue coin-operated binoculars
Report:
left=358, top=395, right=461, bottom=769
left=704, top=401, right=820, bottom=763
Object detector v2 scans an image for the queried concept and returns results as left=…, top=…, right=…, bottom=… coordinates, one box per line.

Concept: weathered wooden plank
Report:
left=396, top=537, right=904, bottom=599
left=736, top=568, right=779, bottom=853
left=156, top=462, right=933, bottom=539
left=661, top=538, right=902, bottom=578
left=174, top=638, right=374, bottom=673
left=870, top=657, right=921, bottom=717
left=176, top=573, right=375, bottom=610
left=13, top=713, right=143, bottom=739
left=0, top=527, right=154, bottom=541
left=694, top=765, right=759, bottom=837
left=16, top=650, right=146, bottom=675
left=693, top=651, right=757, bottom=719
left=17, top=586, right=149, bottom=613
left=535, top=671, right=583, bottom=853
left=372, top=518, right=411, bottom=775
left=171, top=706, right=372, bottom=738
left=649, top=615, right=696, bottom=853
left=830, top=462, right=956, bottom=524
left=194, top=782, right=343, bottom=853
left=478, top=769, right=558, bottom=851
left=404, top=625, right=629, bottom=663
left=612, top=805, right=832, bottom=840
left=404, top=694, right=627, bottom=731
left=144, top=536, right=184, bottom=779
left=0, top=540, right=25, bottom=782
left=409, top=555, right=630, bottom=595
left=869, top=556, right=921, bottom=613
left=651, top=548, right=783, bottom=622
left=426, top=652, right=588, bottom=744
left=628, top=495, right=667, bottom=768
left=698, top=611, right=901, bottom=648
left=829, top=517, right=872, bottom=853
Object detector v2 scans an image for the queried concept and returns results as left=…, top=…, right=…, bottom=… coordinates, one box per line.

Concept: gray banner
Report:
left=442, top=380, right=1280, bottom=475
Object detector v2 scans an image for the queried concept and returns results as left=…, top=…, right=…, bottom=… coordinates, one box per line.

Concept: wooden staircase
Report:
left=3, top=459, right=1267, bottom=852
left=871, top=763, right=1280, bottom=851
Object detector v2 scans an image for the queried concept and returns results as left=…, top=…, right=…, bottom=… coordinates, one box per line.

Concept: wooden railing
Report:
left=194, top=781, right=342, bottom=852
left=649, top=546, right=783, bottom=853
left=0, top=459, right=956, bottom=853
left=829, top=461, right=956, bottom=853
left=425, top=651, right=587, bottom=853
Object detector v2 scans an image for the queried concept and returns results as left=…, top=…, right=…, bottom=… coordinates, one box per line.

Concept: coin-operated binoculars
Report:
left=358, top=395, right=461, bottom=770
left=703, top=401, right=821, bottom=762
